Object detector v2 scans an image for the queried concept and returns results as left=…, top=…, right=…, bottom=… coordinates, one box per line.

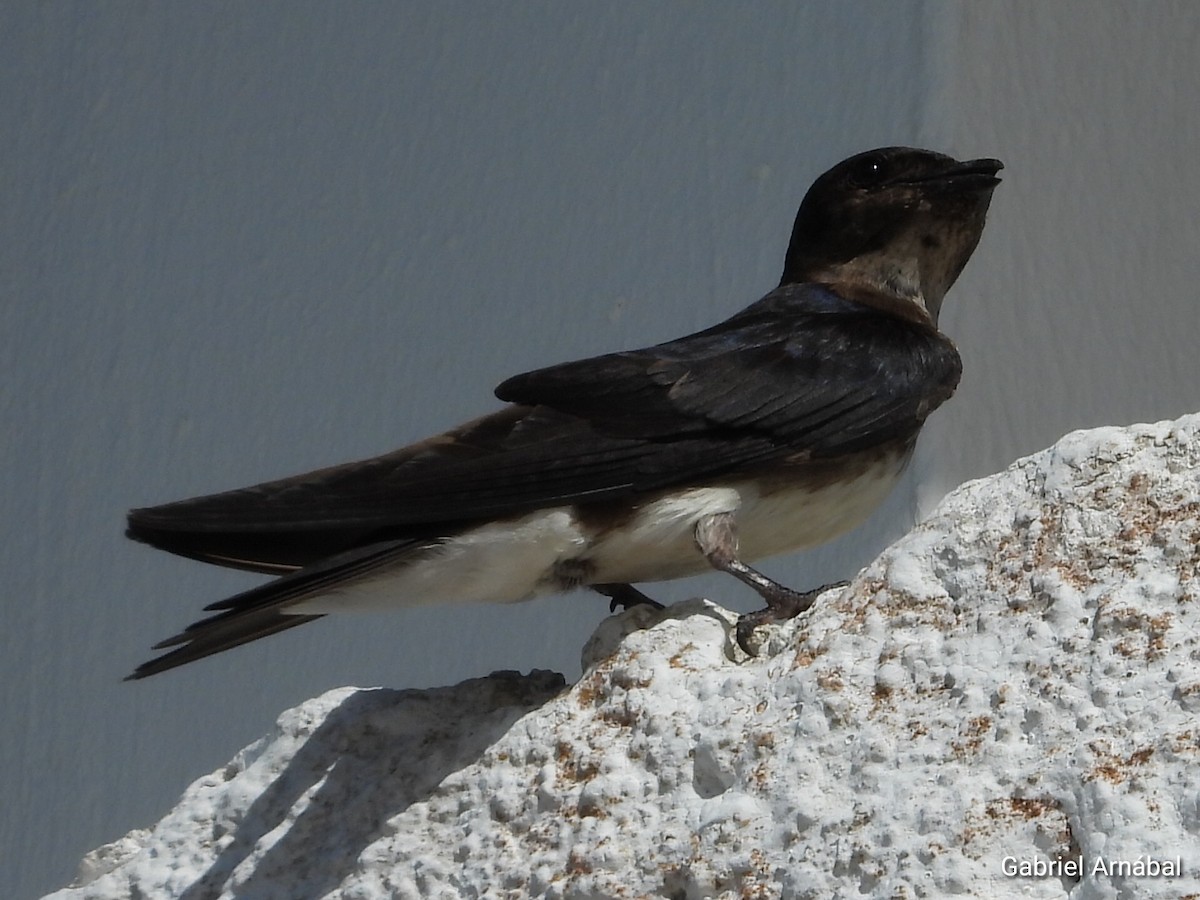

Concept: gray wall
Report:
left=4, top=3, right=1197, bottom=897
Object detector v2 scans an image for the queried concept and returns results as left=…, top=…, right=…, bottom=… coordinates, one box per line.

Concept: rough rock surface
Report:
left=48, top=414, right=1200, bottom=899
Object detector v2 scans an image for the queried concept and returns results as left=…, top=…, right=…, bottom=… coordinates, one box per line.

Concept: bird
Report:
left=125, top=146, right=1002, bottom=679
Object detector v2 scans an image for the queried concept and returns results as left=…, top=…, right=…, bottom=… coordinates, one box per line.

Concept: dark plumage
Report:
left=126, top=147, right=1001, bottom=678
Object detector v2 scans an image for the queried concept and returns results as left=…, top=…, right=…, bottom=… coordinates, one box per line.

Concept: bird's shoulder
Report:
left=496, top=281, right=961, bottom=448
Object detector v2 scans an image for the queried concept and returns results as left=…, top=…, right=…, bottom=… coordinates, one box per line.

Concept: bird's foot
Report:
left=694, top=512, right=847, bottom=655
left=734, top=580, right=849, bottom=655
left=594, top=582, right=665, bottom=613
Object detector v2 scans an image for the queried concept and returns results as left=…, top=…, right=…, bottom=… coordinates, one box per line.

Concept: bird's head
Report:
left=782, top=147, right=1002, bottom=324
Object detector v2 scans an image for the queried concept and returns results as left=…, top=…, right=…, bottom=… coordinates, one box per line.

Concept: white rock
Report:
left=47, top=414, right=1200, bottom=899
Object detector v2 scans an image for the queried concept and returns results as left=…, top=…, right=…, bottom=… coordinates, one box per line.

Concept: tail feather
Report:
left=126, top=537, right=424, bottom=679
left=127, top=611, right=322, bottom=679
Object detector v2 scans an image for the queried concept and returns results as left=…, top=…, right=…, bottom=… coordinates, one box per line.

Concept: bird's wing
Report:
left=127, top=284, right=959, bottom=570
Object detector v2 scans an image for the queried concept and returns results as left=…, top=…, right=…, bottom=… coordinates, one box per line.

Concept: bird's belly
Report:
left=583, top=446, right=911, bottom=584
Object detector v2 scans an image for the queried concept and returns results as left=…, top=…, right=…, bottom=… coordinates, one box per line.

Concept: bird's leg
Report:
left=593, top=582, right=665, bottom=613
left=694, top=512, right=845, bottom=654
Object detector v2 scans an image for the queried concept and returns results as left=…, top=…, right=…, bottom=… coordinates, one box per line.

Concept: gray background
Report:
left=4, top=3, right=1198, bottom=896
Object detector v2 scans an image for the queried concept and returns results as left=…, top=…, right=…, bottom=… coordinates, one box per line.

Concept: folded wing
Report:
left=128, top=284, right=960, bottom=572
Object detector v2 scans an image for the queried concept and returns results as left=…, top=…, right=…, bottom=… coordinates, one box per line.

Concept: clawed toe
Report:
left=735, top=580, right=848, bottom=655
left=594, top=583, right=665, bottom=613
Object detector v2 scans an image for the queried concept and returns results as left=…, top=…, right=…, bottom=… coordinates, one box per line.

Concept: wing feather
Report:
left=127, top=284, right=959, bottom=571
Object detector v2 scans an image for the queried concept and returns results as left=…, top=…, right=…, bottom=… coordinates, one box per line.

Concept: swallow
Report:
left=125, top=146, right=1001, bottom=678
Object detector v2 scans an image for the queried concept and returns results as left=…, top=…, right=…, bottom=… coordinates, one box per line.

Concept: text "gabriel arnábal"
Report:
left=1002, top=855, right=1183, bottom=879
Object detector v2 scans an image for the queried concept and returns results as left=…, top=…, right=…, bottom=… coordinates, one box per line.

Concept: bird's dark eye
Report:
left=843, top=156, right=893, bottom=189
